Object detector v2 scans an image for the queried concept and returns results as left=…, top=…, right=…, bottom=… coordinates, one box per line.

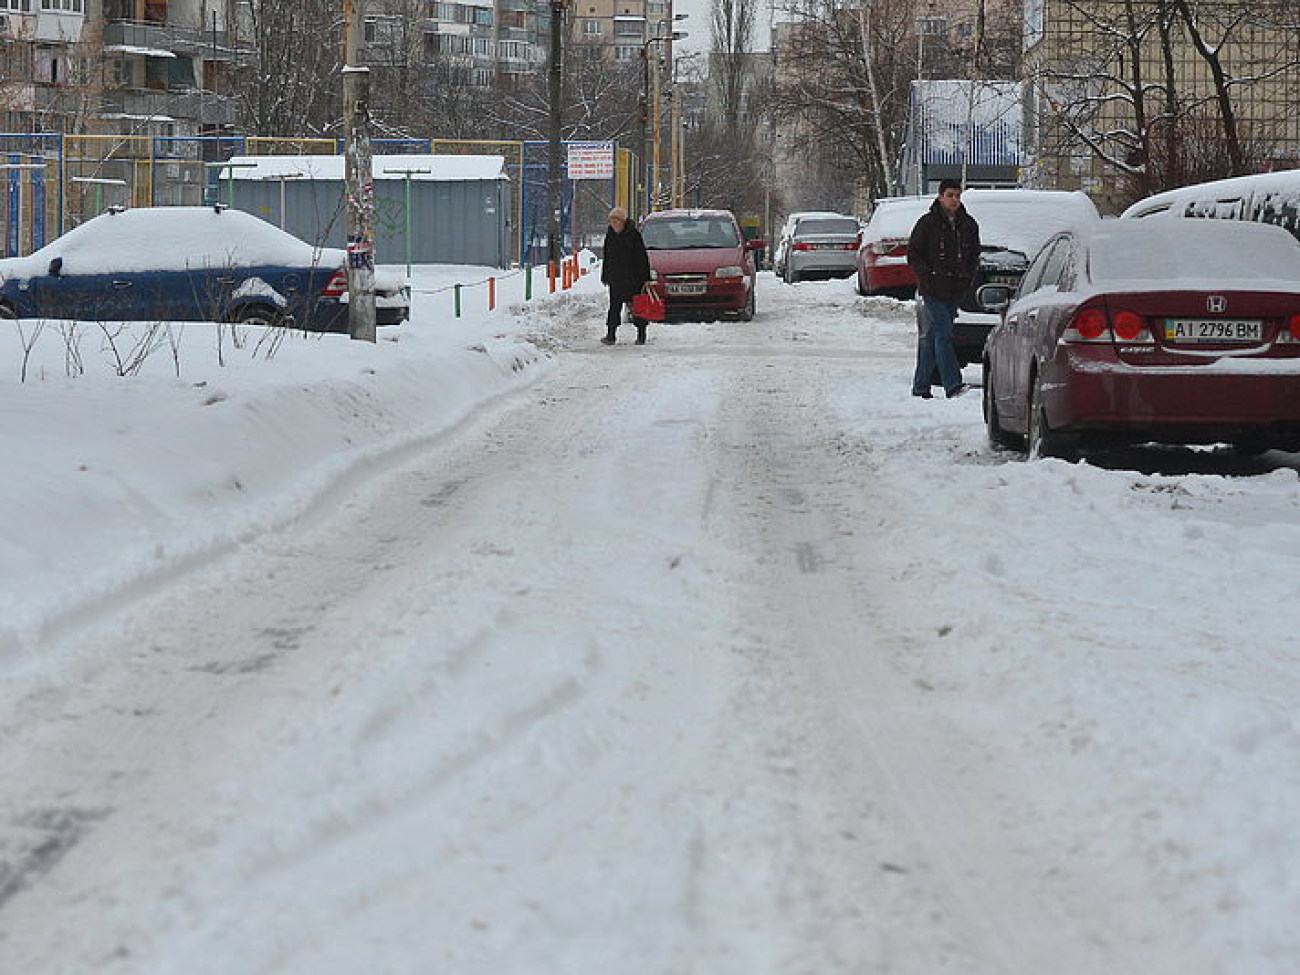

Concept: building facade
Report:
left=1023, top=0, right=1300, bottom=213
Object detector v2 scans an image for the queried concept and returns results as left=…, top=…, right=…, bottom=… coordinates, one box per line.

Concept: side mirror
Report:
left=977, top=283, right=1012, bottom=312
left=48, top=256, right=63, bottom=277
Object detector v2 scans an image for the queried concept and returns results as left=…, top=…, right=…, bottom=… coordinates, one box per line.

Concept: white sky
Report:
left=4, top=265, right=1300, bottom=971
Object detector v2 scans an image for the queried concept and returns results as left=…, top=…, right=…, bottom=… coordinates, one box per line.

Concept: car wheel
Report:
left=230, top=303, right=285, bottom=328
left=1027, top=372, right=1078, bottom=461
left=983, top=366, right=1022, bottom=450
left=738, top=283, right=755, bottom=321
left=0, top=302, right=17, bottom=319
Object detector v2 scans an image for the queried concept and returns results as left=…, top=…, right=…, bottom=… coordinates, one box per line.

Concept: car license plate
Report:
left=1163, top=318, right=1262, bottom=343
left=665, top=283, right=706, bottom=295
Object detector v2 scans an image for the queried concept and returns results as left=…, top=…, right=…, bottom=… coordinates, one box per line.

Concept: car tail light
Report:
left=792, top=242, right=814, bottom=251
left=321, top=269, right=348, bottom=298
left=1069, top=307, right=1109, bottom=341
left=1112, top=309, right=1146, bottom=341
left=871, top=238, right=907, bottom=256
left=1288, top=314, right=1300, bottom=341
left=841, top=241, right=858, bottom=250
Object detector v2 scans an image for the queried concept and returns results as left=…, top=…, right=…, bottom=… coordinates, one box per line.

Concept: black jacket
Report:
left=907, top=201, right=981, bottom=303
left=601, top=222, right=652, bottom=301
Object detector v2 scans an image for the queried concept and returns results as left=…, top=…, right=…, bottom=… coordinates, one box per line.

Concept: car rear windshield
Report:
left=1090, top=223, right=1300, bottom=285
left=642, top=217, right=740, bottom=249
left=796, top=218, right=859, bottom=236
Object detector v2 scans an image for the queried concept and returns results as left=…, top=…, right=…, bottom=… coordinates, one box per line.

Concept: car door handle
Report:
left=215, top=275, right=236, bottom=284
left=111, top=280, right=133, bottom=290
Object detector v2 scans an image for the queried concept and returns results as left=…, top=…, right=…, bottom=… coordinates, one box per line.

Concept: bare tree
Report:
left=237, top=0, right=344, bottom=137
left=1028, top=0, right=1300, bottom=207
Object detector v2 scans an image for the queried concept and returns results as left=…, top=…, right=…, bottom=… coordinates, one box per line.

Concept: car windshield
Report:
left=642, top=217, right=740, bottom=250
left=796, top=218, right=859, bottom=236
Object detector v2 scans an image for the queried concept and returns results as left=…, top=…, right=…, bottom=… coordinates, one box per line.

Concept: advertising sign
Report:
left=567, top=142, right=616, bottom=180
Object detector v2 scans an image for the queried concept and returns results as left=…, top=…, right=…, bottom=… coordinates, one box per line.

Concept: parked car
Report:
left=854, top=189, right=1100, bottom=365
left=979, top=219, right=1300, bottom=460
left=1120, top=169, right=1300, bottom=242
left=0, top=205, right=410, bottom=331
left=855, top=196, right=931, bottom=298
left=640, top=208, right=761, bottom=321
left=781, top=213, right=861, bottom=283
left=773, top=210, right=845, bottom=279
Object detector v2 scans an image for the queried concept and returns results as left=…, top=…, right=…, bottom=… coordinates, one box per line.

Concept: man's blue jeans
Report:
left=913, top=296, right=964, bottom=395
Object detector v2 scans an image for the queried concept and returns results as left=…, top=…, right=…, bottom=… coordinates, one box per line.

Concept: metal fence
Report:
left=0, top=133, right=634, bottom=265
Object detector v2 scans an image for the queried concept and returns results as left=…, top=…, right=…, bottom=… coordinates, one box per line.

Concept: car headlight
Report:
left=714, top=266, right=744, bottom=279
left=650, top=269, right=659, bottom=281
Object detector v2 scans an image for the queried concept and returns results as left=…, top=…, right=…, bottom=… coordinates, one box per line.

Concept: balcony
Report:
left=102, top=21, right=243, bottom=61
left=99, top=88, right=236, bottom=126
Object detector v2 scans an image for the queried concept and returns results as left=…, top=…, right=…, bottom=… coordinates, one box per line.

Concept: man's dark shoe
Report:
left=601, top=335, right=615, bottom=345
left=946, top=383, right=970, bottom=399
left=912, top=390, right=933, bottom=399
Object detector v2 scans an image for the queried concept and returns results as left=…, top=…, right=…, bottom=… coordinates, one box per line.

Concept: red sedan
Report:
left=980, top=219, right=1300, bottom=459
left=640, top=208, right=761, bottom=321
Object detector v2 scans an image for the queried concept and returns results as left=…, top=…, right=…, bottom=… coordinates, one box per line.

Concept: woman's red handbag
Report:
left=631, top=284, right=665, bottom=322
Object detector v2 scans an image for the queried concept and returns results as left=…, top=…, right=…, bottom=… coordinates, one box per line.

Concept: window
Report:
left=582, top=19, right=601, bottom=34
left=614, top=45, right=638, bottom=61
left=40, top=0, right=84, bottom=10
left=0, top=0, right=32, bottom=11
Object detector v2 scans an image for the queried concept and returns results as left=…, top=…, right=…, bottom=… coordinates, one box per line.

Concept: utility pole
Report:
left=547, top=0, right=567, bottom=264
left=343, top=0, right=376, bottom=342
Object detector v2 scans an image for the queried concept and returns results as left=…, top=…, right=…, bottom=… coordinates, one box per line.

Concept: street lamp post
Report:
left=639, top=19, right=688, bottom=214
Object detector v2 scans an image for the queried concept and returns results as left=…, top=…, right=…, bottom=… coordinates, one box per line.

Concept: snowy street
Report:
left=4, top=271, right=1300, bottom=973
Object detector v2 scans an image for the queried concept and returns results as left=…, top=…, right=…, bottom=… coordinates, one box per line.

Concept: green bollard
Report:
left=525, top=265, right=532, bottom=301
left=454, top=283, right=462, bottom=318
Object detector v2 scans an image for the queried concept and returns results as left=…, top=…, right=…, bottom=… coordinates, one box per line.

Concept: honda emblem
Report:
left=1207, top=295, right=1227, bottom=313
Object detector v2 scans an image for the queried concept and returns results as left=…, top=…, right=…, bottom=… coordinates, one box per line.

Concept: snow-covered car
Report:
left=0, top=205, right=409, bottom=331
left=952, top=189, right=1101, bottom=365
left=980, top=219, right=1300, bottom=459
left=854, top=196, right=931, bottom=298
left=781, top=212, right=861, bottom=283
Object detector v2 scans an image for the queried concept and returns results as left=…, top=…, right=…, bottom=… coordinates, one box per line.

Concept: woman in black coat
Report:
left=600, top=207, right=652, bottom=345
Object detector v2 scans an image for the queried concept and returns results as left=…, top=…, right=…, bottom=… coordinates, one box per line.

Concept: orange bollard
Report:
left=488, top=277, right=496, bottom=311
left=548, top=260, right=557, bottom=293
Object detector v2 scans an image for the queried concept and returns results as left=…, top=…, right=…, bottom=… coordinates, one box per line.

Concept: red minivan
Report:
left=640, top=209, right=761, bottom=321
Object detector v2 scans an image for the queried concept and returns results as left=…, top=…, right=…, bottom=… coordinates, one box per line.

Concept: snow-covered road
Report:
left=4, top=273, right=1300, bottom=973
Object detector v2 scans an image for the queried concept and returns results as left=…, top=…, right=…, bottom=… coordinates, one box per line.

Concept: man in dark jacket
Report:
left=907, top=179, right=980, bottom=398
left=600, top=207, right=652, bottom=345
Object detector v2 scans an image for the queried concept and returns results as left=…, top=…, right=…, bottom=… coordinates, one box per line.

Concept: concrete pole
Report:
left=547, top=0, right=566, bottom=264
left=343, top=0, right=377, bottom=342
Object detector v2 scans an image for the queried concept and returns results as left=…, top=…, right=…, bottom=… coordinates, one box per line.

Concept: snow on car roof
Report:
left=864, top=197, right=931, bottom=240
left=1086, top=219, right=1300, bottom=290
left=3, top=207, right=341, bottom=276
left=961, top=189, right=1099, bottom=258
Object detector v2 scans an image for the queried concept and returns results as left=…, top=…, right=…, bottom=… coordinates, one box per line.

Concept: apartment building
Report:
left=365, top=0, right=549, bottom=90
left=1, top=0, right=243, bottom=136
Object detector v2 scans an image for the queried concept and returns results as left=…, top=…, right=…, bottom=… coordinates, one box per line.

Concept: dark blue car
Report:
left=0, top=205, right=408, bottom=331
